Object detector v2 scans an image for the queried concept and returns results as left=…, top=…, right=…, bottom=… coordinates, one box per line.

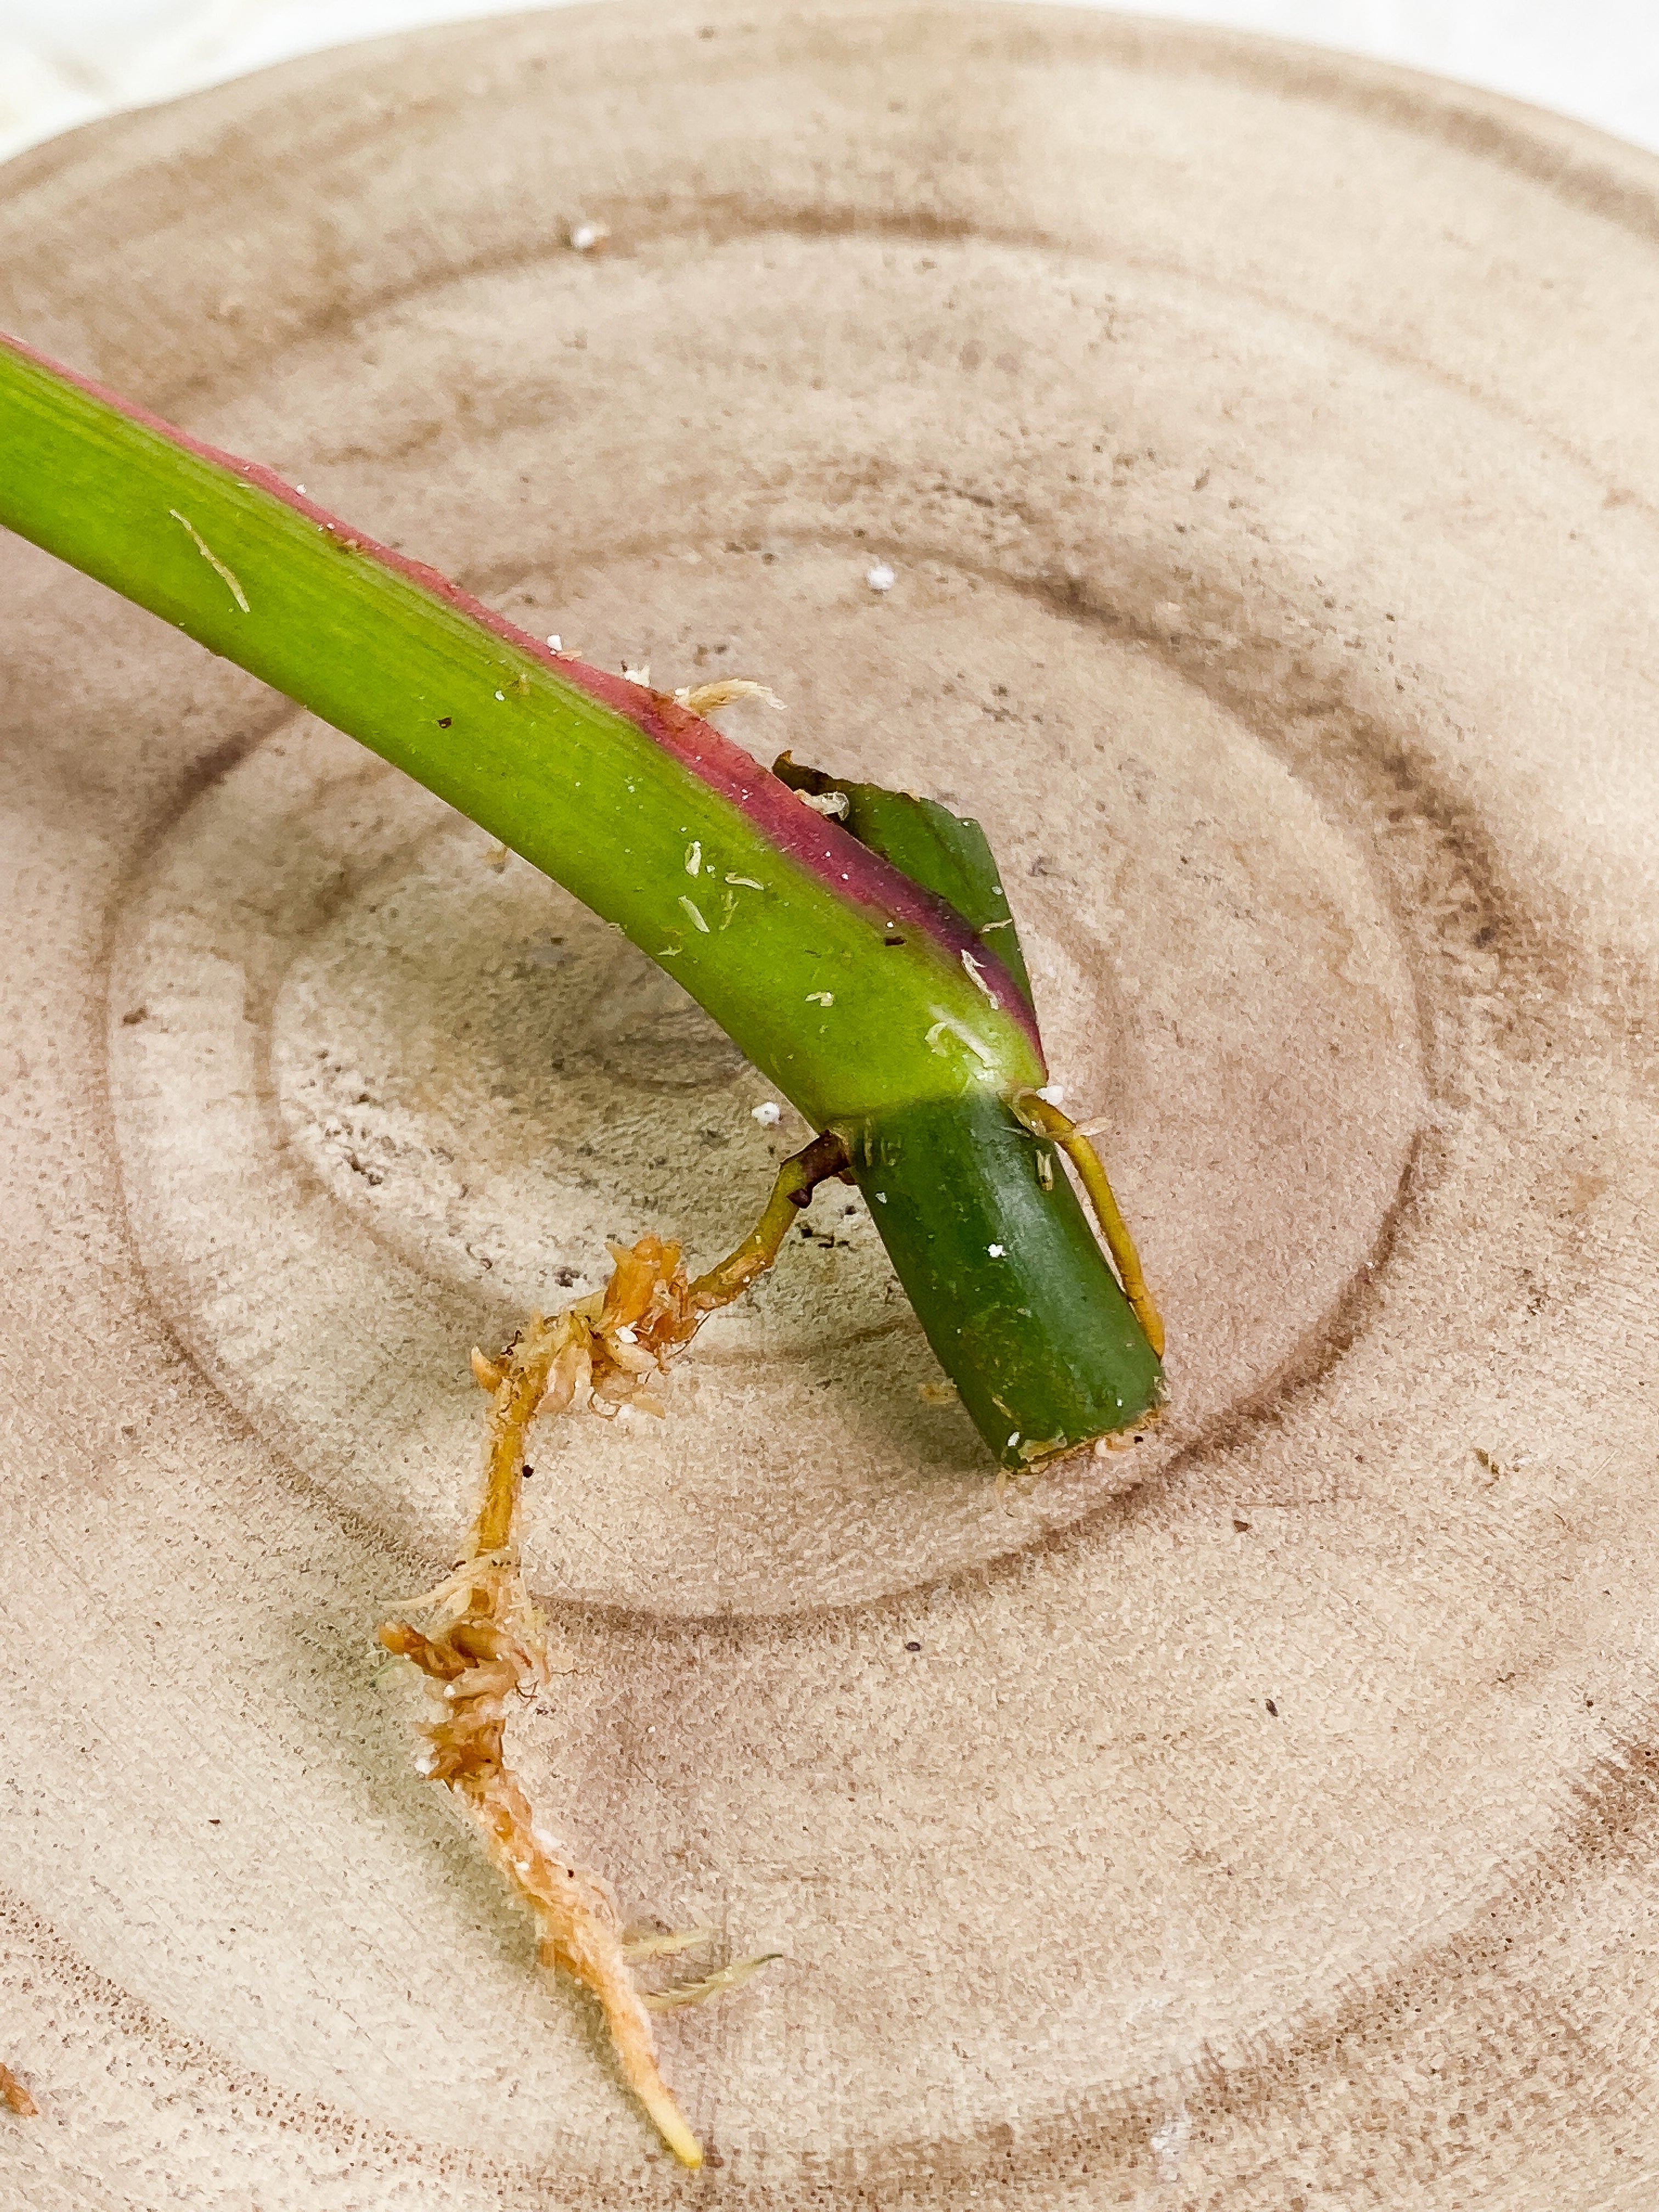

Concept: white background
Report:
left=2, top=0, right=1657, bottom=167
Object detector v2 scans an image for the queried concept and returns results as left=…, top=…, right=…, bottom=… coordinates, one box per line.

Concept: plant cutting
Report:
left=1, top=328, right=1166, bottom=2163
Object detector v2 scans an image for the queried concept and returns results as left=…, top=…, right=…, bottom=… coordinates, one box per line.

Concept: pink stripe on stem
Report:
left=3, top=330, right=1042, bottom=1052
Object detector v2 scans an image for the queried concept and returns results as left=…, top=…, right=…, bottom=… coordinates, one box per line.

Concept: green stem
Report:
left=841, top=1094, right=1163, bottom=1465
left=0, top=329, right=1164, bottom=1463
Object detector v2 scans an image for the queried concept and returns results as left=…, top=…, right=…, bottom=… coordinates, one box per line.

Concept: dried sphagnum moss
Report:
left=381, top=1139, right=849, bottom=2167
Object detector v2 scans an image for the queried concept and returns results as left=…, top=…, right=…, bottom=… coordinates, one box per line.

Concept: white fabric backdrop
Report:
left=2, top=0, right=1657, bottom=165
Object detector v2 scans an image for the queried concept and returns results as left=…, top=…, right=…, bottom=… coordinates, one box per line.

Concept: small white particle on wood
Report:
left=866, top=561, right=896, bottom=592
left=1152, top=2103, right=1192, bottom=2185
left=752, top=1101, right=781, bottom=1126
left=568, top=221, right=609, bottom=251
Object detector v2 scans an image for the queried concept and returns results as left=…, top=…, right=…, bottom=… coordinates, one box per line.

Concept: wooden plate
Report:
left=3, top=5, right=1657, bottom=2202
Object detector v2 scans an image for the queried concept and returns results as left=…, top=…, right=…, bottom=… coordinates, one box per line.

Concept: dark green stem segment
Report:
left=0, top=328, right=1164, bottom=1468
left=838, top=1094, right=1164, bottom=1464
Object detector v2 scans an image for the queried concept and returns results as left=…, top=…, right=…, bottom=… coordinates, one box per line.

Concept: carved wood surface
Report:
left=2, top=7, right=1657, bottom=2201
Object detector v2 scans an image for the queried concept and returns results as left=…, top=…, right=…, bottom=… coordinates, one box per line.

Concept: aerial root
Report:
left=621, top=1925, right=717, bottom=1962
left=641, top=1953, right=784, bottom=2012
left=671, top=677, right=786, bottom=717
left=379, top=1132, right=850, bottom=2165
left=1012, top=1090, right=1166, bottom=1358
